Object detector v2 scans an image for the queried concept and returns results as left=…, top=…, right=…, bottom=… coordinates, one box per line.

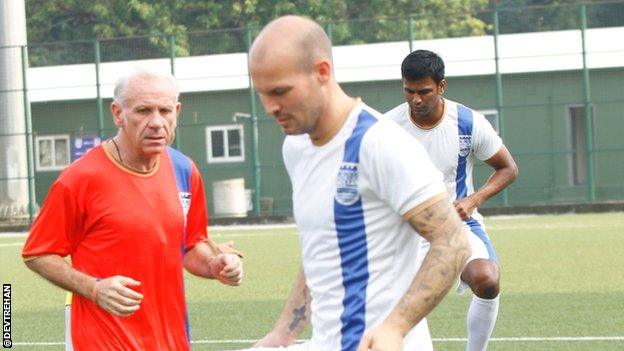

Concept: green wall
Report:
left=32, top=98, right=114, bottom=204
left=177, top=90, right=290, bottom=215
left=31, top=67, right=624, bottom=215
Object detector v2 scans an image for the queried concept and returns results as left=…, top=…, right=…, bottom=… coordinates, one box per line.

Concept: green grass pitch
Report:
left=1, top=212, right=623, bottom=350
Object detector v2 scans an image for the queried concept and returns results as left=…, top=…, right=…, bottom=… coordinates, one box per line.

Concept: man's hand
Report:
left=216, top=240, right=244, bottom=258
left=209, top=254, right=243, bottom=286
left=253, top=330, right=296, bottom=347
left=356, top=322, right=404, bottom=351
left=23, top=255, right=144, bottom=318
left=453, top=194, right=481, bottom=220
left=455, top=144, right=518, bottom=221
left=94, top=275, right=143, bottom=317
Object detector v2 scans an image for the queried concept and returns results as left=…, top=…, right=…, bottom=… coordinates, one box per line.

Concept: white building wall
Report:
left=26, top=26, right=624, bottom=102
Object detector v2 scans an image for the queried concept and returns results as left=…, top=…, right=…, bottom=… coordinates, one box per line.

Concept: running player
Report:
left=237, top=16, right=471, bottom=351
left=385, top=49, right=518, bottom=351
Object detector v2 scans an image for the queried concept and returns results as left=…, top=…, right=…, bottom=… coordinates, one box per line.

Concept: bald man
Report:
left=242, top=16, right=470, bottom=351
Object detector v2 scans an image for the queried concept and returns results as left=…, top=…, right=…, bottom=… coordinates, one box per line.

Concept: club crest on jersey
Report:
left=335, top=162, right=360, bottom=205
left=179, top=192, right=191, bottom=225
left=459, top=135, right=472, bottom=157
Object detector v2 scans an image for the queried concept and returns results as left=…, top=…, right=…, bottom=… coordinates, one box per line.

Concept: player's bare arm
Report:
left=454, top=145, right=519, bottom=219
left=402, top=196, right=471, bottom=322
left=255, top=268, right=311, bottom=347
left=357, top=195, right=470, bottom=351
left=183, top=241, right=243, bottom=286
left=24, top=254, right=143, bottom=317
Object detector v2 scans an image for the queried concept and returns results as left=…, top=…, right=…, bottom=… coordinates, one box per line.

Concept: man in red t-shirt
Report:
left=22, top=69, right=244, bottom=351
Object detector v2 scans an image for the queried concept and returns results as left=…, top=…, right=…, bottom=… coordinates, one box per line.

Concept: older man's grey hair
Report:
left=113, top=68, right=179, bottom=106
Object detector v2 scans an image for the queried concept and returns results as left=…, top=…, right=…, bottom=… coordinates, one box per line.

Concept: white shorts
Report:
left=229, top=319, right=433, bottom=351
left=228, top=337, right=432, bottom=351
left=223, top=342, right=309, bottom=351
left=419, top=219, right=498, bottom=295
left=65, top=305, right=74, bottom=351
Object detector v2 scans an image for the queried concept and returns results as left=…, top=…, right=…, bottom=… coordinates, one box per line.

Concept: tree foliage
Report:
left=491, top=0, right=624, bottom=34
left=25, top=0, right=491, bottom=65
left=25, top=0, right=624, bottom=66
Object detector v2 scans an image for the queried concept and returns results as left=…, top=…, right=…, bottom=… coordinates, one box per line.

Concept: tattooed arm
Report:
left=254, top=267, right=311, bottom=347
left=357, top=195, right=471, bottom=351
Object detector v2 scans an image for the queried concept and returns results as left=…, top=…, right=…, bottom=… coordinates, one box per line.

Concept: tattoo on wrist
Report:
left=288, top=286, right=309, bottom=332
left=288, top=305, right=306, bottom=332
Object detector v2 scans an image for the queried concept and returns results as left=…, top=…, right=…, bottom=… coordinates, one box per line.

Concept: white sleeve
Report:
left=281, top=136, right=298, bottom=180
left=472, top=112, right=503, bottom=161
left=383, top=102, right=409, bottom=124
left=361, top=121, right=446, bottom=216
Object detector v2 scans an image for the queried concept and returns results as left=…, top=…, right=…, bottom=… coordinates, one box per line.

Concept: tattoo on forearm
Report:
left=397, top=199, right=471, bottom=324
left=287, top=283, right=310, bottom=332
left=288, top=305, right=306, bottom=332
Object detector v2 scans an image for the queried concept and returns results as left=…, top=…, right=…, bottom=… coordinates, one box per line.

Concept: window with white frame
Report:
left=205, top=125, right=244, bottom=163
left=478, top=109, right=500, bottom=133
left=35, top=135, right=70, bottom=171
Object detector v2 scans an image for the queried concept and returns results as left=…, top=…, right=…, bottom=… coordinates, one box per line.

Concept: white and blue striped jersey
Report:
left=283, top=101, right=446, bottom=351
left=385, top=99, right=502, bottom=263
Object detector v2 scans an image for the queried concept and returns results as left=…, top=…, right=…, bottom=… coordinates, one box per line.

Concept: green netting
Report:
left=3, top=2, right=624, bottom=224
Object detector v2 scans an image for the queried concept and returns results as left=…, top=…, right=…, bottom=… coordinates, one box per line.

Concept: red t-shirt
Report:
left=22, top=145, right=208, bottom=350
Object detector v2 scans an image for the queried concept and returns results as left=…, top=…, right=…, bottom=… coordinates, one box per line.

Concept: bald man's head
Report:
left=250, top=15, right=333, bottom=72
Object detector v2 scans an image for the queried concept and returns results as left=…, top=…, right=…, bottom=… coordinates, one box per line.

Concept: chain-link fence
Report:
left=1, top=2, right=623, bottom=225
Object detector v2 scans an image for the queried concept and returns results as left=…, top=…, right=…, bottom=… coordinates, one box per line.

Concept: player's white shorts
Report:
left=226, top=318, right=433, bottom=351
left=65, top=305, right=73, bottom=351
left=229, top=337, right=432, bottom=351
left=227, top=343, right=309, bottom=351
left=419, top=217, right=498, bottom=295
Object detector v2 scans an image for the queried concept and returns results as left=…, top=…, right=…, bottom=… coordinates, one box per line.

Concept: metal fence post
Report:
left=169, top=34, right=176, bottom=76
left=408, top=15, right=414, bottom=53
left=169, top=34, right=181, bottom=149
left=493, top=5, right=509, bottom=206
left=246, top=27, right=261, bottom=216
left=326, top=22, right=333, bottom=41
left=21, top=45, right=35, bottom=224
left=580, top=4, right=596, bottom=202
left=94, top=39, right=104, bottom=139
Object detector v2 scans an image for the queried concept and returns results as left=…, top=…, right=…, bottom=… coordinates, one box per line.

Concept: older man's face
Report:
left=112, top=77, right=180, bottom=157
